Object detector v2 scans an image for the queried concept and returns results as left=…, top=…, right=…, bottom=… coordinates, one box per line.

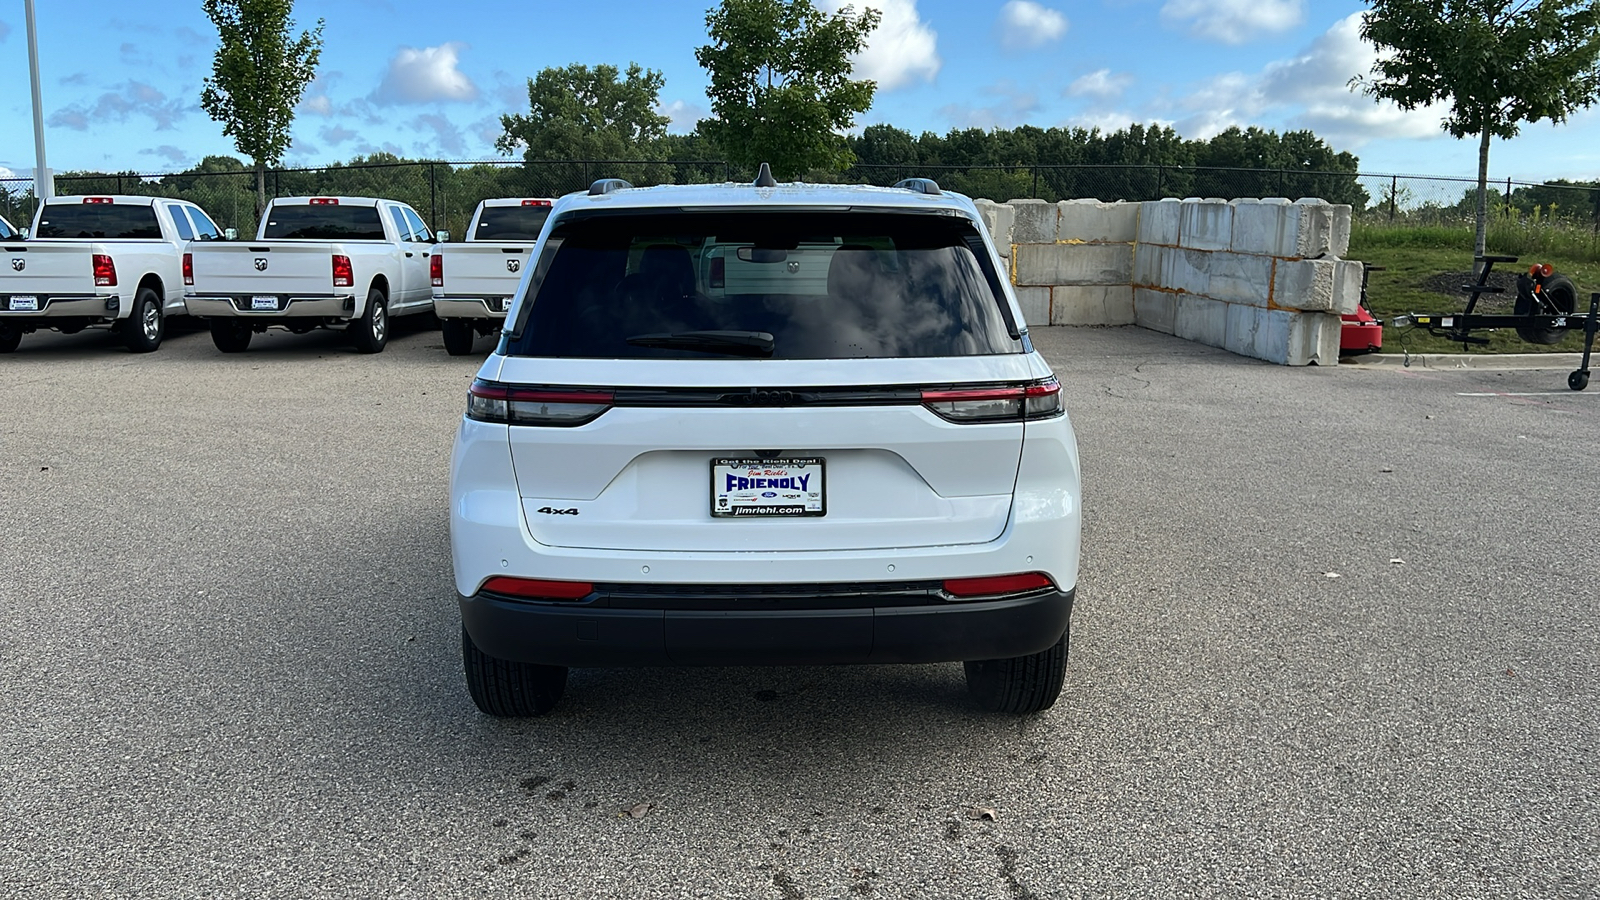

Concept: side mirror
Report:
left=224, top=228, right=238, bottom=241
left=17, top=227, right=28, bottom=239
left=436, top=230, right=450, bottom=243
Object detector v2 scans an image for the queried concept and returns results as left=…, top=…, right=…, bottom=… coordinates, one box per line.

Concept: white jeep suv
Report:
left=449, top=169, right=1082, bottom=716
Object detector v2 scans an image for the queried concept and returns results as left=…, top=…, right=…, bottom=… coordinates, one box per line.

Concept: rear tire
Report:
left=209, top=319, right=252, bottom=353
left=462, top=625, right=567, bottom=717
left=441, top=318, right=476, bottom=356
left=964, top=628, right=1068, bottom=714
left=350, top=287, right=388, bottom=354
left=0, top=321, right=20, bottom=353
left=1516, top=273, right=1576, bottom=345
left=122, top=287, right=163, bottom=353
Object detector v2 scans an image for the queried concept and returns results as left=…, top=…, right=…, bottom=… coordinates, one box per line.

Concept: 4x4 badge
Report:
left=10, top=259, right=22, bottom=271
left=254, top=258, right=268, bottom=271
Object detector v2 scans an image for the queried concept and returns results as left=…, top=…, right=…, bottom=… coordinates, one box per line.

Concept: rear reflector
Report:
left=521, top=199, right=552, bottom=207
left=430, top=252, right=443, bottom=287
left=943, top=573, right=1055, bottom=598
left=83, top=197, right=113, bottom=204
left=92, top=254, right=117, bottom=287
left=182, top=252, right=193, bottom=286
left=309, top=198, right=338, bottom=205
left=332, top=254, right=353, bottom=288
left=467, top=380, right=614, bottom=427
left=481, top=577, right=593, bottom=600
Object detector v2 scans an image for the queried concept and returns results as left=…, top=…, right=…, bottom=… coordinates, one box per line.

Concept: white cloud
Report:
left=997, top=2, right=1067, bottom=50
left=658, top=99, right=708, bottom=134
left=47, top=81, right=190, bottom=132
left=298, top=73, right=340, bottom=116
left=0, top=166, right=18, bottom=179
left=139, top=145, right=189, bottom=166
left=1161, top=0, right=1304, bottom=45
left=412, top=113, right=467, bottom=156
left=320, top=124, right=358, bottom=146
left=373, top=42, right=479, bottom=104
left=820, top=0, right=941, bottom=91
left=1067, top=69, right=1133, bottom=100
left=938, top=81, right=1039, bottom=129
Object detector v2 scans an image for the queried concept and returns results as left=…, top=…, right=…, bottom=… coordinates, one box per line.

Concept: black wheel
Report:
left=441, top=318, right=476, bottom=356
left=964, top=628, right=1068, bottom=714
left=1571, top=370, right=1591, bottom=391
left=462, top=625, right=567, bottom=717
left=350, top=287, right=388, bottom=353
left=122, top=287, right=163, bottom=352
left=209, top=319, right=252, bottom=353
left=0, top=321, right=20, bottom=353
left=1515, top=273, right=1576, bottom=345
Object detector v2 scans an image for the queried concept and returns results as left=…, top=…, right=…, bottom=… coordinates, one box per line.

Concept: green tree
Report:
left=199, top=0, right=324, bottom=216
left=1357, top=0, right=1600, bottom=263
left=497, top=63, right=671, bottom=168
left=696, top=0, right=881, bottom=179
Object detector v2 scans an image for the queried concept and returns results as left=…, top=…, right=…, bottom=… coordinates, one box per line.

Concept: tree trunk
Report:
left=255, top=161, right=267, bottom=221
left=1474, top=126, right=1491, bottom=275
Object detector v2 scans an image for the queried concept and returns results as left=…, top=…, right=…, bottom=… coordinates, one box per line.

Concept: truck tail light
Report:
left=481, top=577, right=593, bottom=601
left=182, top=252, right=194, bottom=286
left=943, top=573, right=1055, bottom=599
left=430, top=252, right=443, bottom=287
left=466, top=380, right=613, bottom=427
left=921, top=377, right=1061, bottom=423
left=309, top=197, right=338, bottom=205
left=92, top=254, right=117, bottom=287
left=332, top=254, right=353, bottom=288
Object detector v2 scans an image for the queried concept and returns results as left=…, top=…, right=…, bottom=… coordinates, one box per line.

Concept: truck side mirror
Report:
left=224, top=228, right=238, bottom=241
left=17, top=227, right=28, bottom=239
left=435, top=230, right=450, bottom=243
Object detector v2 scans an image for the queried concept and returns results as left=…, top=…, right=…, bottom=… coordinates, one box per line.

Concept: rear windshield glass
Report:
left=34, top=204, right=162, bottom=239
left=262, top=204, right=385, bottom=240
left=473, top=205, right=552, bottom=241
left=505, top=211, right=1017, bottom=360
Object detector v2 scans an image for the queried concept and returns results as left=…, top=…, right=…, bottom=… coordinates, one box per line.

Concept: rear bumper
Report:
left=433, top=296, right=509, bottom=320
left=460, top=585, right=1074, bottom=667
left=185, top=293, right=355, bottom=318
left=1, top=293, right=121, bottom=318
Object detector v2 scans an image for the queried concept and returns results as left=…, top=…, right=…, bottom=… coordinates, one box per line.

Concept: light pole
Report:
left=25, top=0, right=53, bottom=202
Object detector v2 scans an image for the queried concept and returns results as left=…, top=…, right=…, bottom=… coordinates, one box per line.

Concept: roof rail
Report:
left=588, top=178, right=634, bottom=196
left=754, top=162, right=778, bottom=188
left=893, top=177, right=942, bottom=195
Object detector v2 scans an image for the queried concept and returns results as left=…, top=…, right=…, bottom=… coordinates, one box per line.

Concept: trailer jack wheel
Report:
left=1570, top=370, right=1590, bottom=392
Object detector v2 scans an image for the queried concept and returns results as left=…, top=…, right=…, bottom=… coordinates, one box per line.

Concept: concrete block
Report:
left=1228, top=198, right=1292, bottom=255
left=1138, top=198, right=1183, bottom=246
left=1174, top=294, right=1228, bottom=349
left=1050, top=285, right=1136, bottom=325
left=1273, top=258, right=1346, bottom=312
left=1285, top=311, right=1343, bottom=366
left=1179, top=199, right=1233, bottom=251
left=1057, top=199, right=1139, bottom=244
left=1224, top=302, right=1265, bottom=358
left=1013, top=286, right=1051, bottom=327
left=1331, top=259, right=1363, bottom=315
left=1236, top=308, right=1343, bottom=366
left=1204, top=251, right=1275, bottom=307
left=1133, top=244, right=1210, bottom=295
left=1134, top=288, right=1177, bottom=334
left=973, top=199, right=1015, bottom=257
left=1330, top=204, right=1352, bottom=258
left=1014, top=243, right=1132, bottom=286
left=1132, top=244, right=1164, bottom=287
left=1010, top=199, right=1058, bottom=244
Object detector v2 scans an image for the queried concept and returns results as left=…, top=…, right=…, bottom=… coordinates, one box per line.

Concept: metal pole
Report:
left=1390, top=175, right=1398, bottom=221
left=25, top=0, right=53, bottom=201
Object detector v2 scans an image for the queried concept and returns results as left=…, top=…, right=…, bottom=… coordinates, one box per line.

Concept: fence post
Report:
left=1505, top=176, right=1513, bottom=215
left=1390, top=175, right=1398, bottom=222
left=428, top=163, right=438, bottom=230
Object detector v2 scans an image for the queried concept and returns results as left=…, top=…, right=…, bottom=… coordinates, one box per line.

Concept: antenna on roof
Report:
left=754, top=163, right=778, bottom=188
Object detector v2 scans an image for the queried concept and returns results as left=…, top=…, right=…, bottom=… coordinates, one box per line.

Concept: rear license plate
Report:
left=9, top=295, right=38, bottom=311
left=711, top=457, right=825, bottom=517
left=250, top=295, right=278, bottom=310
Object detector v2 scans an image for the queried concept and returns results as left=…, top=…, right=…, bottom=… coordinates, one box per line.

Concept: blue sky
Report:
left=5, top=0, right=1600, bottom=182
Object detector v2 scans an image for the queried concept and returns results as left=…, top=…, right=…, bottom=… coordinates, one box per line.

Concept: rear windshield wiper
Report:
left=625, top=330, right=775, bottom=357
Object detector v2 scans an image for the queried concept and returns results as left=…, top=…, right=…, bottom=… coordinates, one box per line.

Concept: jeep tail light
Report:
left=520, top=199, right=552, bottom=207
left=467, top=379, right=613, bottom=427
left=943, top=573, right=1054, bottom=599
left=182, top=252, right=193, bottom=286
left=309, top=197, right=338, bottom=205
left=430, top=252, right=443, bottom=287
left=332, top=254, right=353, bottom=288
left=481, top=576, right=593, bottom=601
left=92, top=254, right=117, bottom=287
left=921, top=377, right=1061, bottom=423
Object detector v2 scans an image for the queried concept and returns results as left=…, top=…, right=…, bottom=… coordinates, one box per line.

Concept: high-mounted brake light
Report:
left=309, top=197, right=338, bottom=205
left=481, top=577, right=593, bottom=600
left=520, top=199, right=552, bottom=207
left=921, top=377, right=1061, bottom=423
left=182, top=252, right=193, bottom=286
left=430, top=252, right=443, bottom=287
left=83, top=197, right=113, bottom=204
left=331, top=254, right=353, bottom=288
left=467, top=380, right=614, bottom=427
left=943, top=573, right=1055, bottom=599
left=92, top=254, right=117, bottom=287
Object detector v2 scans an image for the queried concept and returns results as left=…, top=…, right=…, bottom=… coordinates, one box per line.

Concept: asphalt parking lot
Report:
left=2, top=320, right=1597, bottom=898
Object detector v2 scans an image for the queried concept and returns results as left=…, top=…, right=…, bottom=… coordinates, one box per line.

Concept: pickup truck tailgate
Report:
left=439, top=243, right=530, bottom=298
left=189, top=242, right=339, bottom=296
left=1, top=243, right=98, bottom=298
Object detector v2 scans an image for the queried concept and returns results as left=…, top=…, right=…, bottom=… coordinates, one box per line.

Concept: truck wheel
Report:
left=462, top=625, right=567, bottom=717
left=0, top=321, right=20, bottom=353
left=122, top=287, right=163, bottom=353
left=209, top=319, right=252, bottom=353
left=964, top=628, right=1068, bottom=714
left=350, top=287, right=388, bottom=354
left=441, top=318, right=476, bottom=356
left=1515, top=273, right=1576, bottom=345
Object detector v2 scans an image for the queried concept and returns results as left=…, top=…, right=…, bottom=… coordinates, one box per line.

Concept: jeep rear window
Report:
left=473, top=205, right=552, bottom=241
left=504, top=211, right=1018, bottom=360
left=261, top=205, right=386, bottom=240
left=34, top=204, right=162, bottom=239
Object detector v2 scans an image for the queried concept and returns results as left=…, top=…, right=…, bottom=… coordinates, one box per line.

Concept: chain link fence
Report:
left=5, top=159, right=1599, bottom=237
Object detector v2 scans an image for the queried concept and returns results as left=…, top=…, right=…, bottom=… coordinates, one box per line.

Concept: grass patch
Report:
left=1350, top=219, right=1600, bottom=355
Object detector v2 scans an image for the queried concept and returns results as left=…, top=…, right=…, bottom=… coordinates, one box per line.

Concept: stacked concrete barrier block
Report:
left=973, top=199, right=1016, bottom=258
left=1001, top=198, right=1138, bottom=327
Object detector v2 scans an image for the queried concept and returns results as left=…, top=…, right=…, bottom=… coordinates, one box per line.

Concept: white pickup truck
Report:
left=0, top=195, right=222, bottom=353
left=430, top=197, right=552, bottom=355
left=185, top=196, right=436, bottom=353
